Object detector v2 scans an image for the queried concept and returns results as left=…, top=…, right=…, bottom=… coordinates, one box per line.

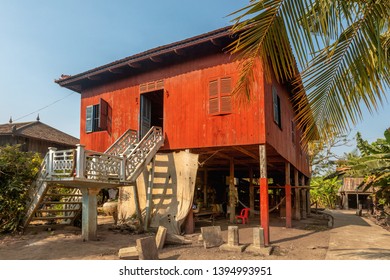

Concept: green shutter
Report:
left=86, top=105, right=93, bottom=133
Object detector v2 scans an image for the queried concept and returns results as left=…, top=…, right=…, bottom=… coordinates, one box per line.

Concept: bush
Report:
left=0, top=145, right=41, bottom=233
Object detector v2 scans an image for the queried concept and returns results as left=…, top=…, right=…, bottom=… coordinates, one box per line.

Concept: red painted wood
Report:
left=285, top=184, right=292, bottom=228
left=260, top=177, right=270, bottom=246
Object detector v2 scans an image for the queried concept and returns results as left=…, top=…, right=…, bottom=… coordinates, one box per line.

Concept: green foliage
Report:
left=310, top=176, right=341, bottom=209
left=229, top=1, right=390, bottom=143
left=0, top=145, right=42, bottom=233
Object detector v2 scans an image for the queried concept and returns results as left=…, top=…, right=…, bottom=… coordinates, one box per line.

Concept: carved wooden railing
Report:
left=124, top=126, right=164, bottom=182
left=104, top=129, right=138, bottom=157
left=36, top=127, right=163, bottom=184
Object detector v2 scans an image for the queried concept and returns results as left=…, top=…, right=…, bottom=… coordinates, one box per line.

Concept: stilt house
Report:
left=24, top=26, right=311, bottom=244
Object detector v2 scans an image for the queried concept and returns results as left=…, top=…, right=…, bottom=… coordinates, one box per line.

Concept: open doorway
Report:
left=139, top=89, right=164, bottom=139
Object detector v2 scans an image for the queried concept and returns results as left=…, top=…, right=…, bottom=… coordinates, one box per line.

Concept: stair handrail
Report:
left=83, top=149, right=124, bottom=182
left=105, top=129, right=138, bottom=156
left=123, top=126, right=164, bottom=182
left=23, top=152, right=51, bottom=227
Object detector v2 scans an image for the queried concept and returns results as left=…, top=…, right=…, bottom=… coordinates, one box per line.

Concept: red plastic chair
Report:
left=235, top=208, right=250, bottom=224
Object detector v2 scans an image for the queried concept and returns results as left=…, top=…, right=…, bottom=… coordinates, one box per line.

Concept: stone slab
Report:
left=118, top=246, right=139, bottom=260
left=136, top=236, right=159, bottom=260
left=201, top=226, right=224, bottom=248
left=220, top=244, right=247, bottom=253
left=155, top=226, right=167, bottom=250
left=245, top=245, right=273, bottom=256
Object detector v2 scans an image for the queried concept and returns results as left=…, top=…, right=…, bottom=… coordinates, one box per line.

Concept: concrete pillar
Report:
left=81, top=187, right=100, bottom=241
left=220, top=226, right=246, bottom=252
left=259, top=145, right=269, bottom=246
left=285, top=162, right=292, bottom=228
left=253, top=227, right=265, bottom=248
left=227, top=226, right=239, bottom=246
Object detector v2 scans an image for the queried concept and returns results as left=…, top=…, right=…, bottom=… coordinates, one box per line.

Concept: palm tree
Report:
left=229, top=0, right=390, bottom=143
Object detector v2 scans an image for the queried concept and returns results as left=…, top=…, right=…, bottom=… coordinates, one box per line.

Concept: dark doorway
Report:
left=139, top=89, right=164, bottom=139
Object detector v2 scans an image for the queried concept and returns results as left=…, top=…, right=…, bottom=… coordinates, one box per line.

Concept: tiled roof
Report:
left=0, top=121, right=79, bottom=146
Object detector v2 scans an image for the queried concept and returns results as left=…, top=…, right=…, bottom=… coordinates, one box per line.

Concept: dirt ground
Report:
left=0, top=213, right=332, bottom=260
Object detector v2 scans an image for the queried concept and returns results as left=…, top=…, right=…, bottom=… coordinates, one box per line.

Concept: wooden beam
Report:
left=229, top=158, right=235, bottom=223
left=127, top=62, right=141, bottom=68
left=174, top=48, right=186, bottom=56
left=150, top=56, right=162, bottom=63
left=233, top=146, right=259, bottom=161
left=249, top=168, right=255, bottom=218
left=109, top=68, right=123, bottom=74
left=294, top=169, right=301, bottom=220
left=285, top=162, right=292, bottom=228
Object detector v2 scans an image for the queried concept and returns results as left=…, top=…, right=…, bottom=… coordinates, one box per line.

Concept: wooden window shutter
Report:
left=99, top=98, right=109, bottom=131
left=86, top=105, right=93, bottom=133
left=209, top=80, right=219, bottom=114
left=220, top=77, right=232, bottom=113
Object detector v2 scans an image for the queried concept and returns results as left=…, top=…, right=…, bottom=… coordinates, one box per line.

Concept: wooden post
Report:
left=48, top=147, right=57, bottom=177
left=249, top=168, right=255, bottom=218
left=259, top=145, right=269, bottom=246
left=294, top=169, right=301, bottom=220
left=285, top=162, right=292, bottom=228
left=203, top=169, right=208, bottom=208
left=306, top=177, right=311, bottom=216
left=301, top=175, right=307, bottom=219
left=229, top=158, right=235, bottom=223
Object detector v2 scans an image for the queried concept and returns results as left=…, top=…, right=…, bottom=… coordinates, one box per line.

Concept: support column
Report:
left=249, top=168, right=255, bottom=218
left=259, top=145, right=269, bottom=246
left=294, top=169, right=301, bottom=220
left=285, top=162, right=292, bottom=228
left=301, top=175, right=307, bottom=219
left=306, top=178, right=311, bottom=216
left=81, top=187, right=100, bottom=241
left=203, top=169, right=208, bottom=208
left=229, top=158, right=236, bottom=223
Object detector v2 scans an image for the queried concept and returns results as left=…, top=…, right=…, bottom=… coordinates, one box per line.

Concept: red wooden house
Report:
left=56, top=26, right=311, bottom=244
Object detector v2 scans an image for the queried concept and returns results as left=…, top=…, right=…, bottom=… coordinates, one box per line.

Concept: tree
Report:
left=229, top=0, right=390, bottom=143
left=0, top=145, right=41, bottom=233
left=310, top=176, right=341, bottom=209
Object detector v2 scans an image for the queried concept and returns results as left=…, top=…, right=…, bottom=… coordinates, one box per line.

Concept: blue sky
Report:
left=0, top=0, right=389, bottom=153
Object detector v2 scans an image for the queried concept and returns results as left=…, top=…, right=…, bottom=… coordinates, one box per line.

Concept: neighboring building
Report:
left=55, top=26, right=312, bottom=244
left=0, top=119, right=79, bottom=155
left=339, top=177, right=374, bottom=209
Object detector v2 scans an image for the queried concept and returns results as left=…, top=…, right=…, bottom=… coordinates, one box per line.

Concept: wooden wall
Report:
left=263, top=74, right=310, bottom=176
left=81, top=54, right=266, bottom=152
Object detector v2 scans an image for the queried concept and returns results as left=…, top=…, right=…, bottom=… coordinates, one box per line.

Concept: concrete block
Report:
left=246, top=245, right=273, bottom=256
left=155, top=226, right=167, bottom=250
left=220, top=226, right=246, bottom=252
left=136, top=236, right=159, bottom=260
left=253, top=227, right=265, bottom=248
left=118, top=246, right=138, bottom=260
left=201, top=226, right=224, bottom=248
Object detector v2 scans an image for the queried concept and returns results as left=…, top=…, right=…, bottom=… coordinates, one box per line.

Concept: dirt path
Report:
left=0, top=210, right=388, bottom=260
left=325, top=210, right=390, bottom=260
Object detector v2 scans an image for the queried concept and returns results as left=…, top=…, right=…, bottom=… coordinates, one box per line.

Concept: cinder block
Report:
left=201, top=226, right=224, bottom=248
left=118, top=246, right=138, bottom=260
left=136, top=236, right=159, bottom=260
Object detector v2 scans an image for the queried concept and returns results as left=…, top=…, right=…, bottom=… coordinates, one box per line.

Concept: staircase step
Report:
left=46, top=193, right=82, bottom=197
left=41, top=201, right=82, bottom=205
left=37, top=209, right=79, bottom=213
left=31, top=216, right=75, bottom=220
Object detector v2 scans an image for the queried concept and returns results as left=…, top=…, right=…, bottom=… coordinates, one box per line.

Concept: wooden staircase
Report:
left=23, top=126, right=164, bottom=229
